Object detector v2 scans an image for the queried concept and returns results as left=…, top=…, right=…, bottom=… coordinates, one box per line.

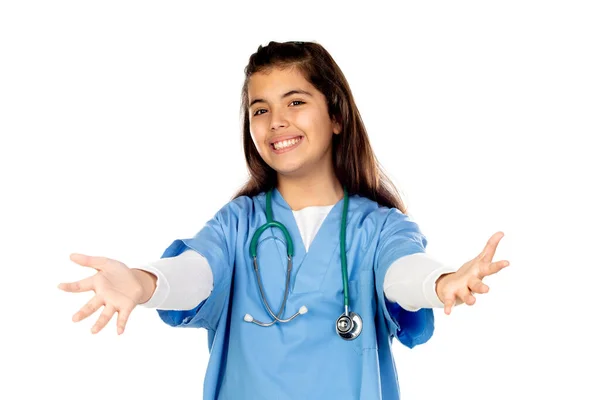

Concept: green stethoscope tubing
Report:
left=340, top=187, right=350, bottom=310
left=247, top=187, right=362, bottom=340
left=249, top=191, right=295, bottom=258
left=249, top=188, right=349, bottom=308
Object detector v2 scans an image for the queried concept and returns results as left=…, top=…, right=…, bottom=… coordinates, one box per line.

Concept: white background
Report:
left=1, top=1, right=599, bottom=399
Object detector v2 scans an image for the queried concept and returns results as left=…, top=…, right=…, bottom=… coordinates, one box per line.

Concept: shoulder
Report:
left=224, top=194, right=256, bottom=212
left=210, top=192, right=266, bottom=223
left=350, top=194, right=423, bottom=239
left=349, top=194, right=411, bottom=224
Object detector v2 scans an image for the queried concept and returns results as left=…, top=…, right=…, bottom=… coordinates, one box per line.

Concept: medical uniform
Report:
left=155, top=189, right=436, bottom=400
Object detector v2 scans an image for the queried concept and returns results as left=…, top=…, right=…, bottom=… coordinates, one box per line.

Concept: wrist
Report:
left=132, top=268, right=158, bottom=304
left=435, top=272, right=453, bottom=302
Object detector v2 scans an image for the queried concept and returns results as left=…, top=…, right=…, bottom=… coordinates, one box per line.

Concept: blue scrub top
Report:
left=157, top=189, right=434, bottom=400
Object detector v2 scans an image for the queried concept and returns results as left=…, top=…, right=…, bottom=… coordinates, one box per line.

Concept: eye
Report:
left=252, top=100, right=305, bottom=116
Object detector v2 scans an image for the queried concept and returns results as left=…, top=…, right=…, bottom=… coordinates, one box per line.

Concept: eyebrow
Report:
left=249, top=89, right=313, bottom=109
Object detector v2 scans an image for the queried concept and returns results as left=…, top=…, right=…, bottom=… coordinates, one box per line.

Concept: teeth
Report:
left=273, top=137, right=300, bottom=150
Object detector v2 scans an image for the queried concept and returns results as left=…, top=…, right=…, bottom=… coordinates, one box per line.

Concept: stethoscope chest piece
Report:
left=336, top=312, right=363, bottom=340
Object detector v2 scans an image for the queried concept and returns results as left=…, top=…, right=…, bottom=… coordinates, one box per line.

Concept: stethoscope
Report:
left=243, top=187, right=363, bottom=341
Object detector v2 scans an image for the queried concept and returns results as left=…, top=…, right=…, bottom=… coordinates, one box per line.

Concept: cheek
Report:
left=302, top=113, right=334, bottom=143
left=294, top=112, right=315, bottom=130
left=249, top=124, right=267, bottom=152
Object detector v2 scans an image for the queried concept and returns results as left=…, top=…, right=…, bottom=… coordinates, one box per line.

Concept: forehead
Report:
left=248, top=67, right=314, bottom=97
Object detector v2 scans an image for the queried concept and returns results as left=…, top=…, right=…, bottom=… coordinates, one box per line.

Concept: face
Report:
left=247, top=67, right=341, bottom=178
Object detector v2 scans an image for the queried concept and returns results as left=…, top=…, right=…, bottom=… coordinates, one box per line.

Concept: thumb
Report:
left=69, top=253, right=113, bottom=271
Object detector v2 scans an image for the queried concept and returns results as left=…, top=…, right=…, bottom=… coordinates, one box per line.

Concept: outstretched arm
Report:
left=134, top=249, right=214, bottom=310
left=384, top=231, right=509, bottom=315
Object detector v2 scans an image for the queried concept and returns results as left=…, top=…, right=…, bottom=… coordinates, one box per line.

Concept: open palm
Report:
left=58, top=253, right=144, bottom=334
left=435, top=231, right=510, bottom=315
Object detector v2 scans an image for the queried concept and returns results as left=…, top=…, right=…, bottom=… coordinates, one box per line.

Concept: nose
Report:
left=269, top=107, right=289, bottom=131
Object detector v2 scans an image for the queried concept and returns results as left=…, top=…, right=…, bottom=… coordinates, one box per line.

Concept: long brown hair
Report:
left=232, top=40, right=407, bottom=213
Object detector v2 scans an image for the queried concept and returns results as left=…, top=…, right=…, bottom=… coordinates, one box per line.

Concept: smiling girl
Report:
left=59, top=40, right=510, bottom=400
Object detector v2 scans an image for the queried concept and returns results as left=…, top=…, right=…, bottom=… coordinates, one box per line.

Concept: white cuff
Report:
left=383, top=252, right=456, bottom=311
left=132, top=249, right=214, bottom=310
left=422, top=265, right=457, bottom=309
left=135, top=265, right=170, bottom=309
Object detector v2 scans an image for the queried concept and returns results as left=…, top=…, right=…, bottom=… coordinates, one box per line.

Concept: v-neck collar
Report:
left=292, top=205, right=335, bottom=252
left=269, top=188, right=346, bottom=294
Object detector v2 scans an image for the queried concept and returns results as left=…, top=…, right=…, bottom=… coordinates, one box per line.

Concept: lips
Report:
left=270, top=136, right=303, bottom=154
left=269, top=134, right=303, bottom=146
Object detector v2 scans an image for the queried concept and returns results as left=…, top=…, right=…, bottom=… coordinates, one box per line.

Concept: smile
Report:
left=271, top=136, right=303, bottom=153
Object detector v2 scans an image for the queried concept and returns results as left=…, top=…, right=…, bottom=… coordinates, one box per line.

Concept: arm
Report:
left=133, top=249, right=214, bottom=310
left=383, top=252, right=456, bottom=311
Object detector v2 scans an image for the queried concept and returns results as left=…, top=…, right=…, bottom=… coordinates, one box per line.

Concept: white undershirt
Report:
left=137, top=205, right=455, bottom=311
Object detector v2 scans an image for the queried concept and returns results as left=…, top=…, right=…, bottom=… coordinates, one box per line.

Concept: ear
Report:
left=332, top=116, right=342, bottom=135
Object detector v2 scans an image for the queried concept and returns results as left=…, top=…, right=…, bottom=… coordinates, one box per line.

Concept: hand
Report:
left=435, top=231, right=510, bottom=315
left=58, top=253, right=150, bottom=334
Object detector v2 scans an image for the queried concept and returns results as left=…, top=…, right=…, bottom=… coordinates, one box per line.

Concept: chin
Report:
left=273, top=162, right=306, bottom=177
left=275, top=167, right=303, bottom=177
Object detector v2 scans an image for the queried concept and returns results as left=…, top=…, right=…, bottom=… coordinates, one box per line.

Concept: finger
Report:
left=91, top=305, right=116, bottom=334
left=58, top=276, right=95, bottom=293
left=69, top=253, right=111, bottom=271
left=457, top=287, right=476, bottom=306
left=483, top=259, right=510, bottom=277
left=442, top=295, right=455, bottom=315
left=468, top=277, right=489, bottom=294
left=478, top=231, right=505, bottom=264
left=73, top=295, right=103, bottom=322
left=116, top=306, right=133, bottom=335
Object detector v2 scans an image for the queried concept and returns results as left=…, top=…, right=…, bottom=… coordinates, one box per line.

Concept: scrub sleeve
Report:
left=157, top=206, right=236, bottom=332
left=375, top=209, right=435, bottom=349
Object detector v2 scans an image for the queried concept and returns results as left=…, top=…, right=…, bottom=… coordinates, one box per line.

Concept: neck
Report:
left=276, top=168, right=343, bottom=211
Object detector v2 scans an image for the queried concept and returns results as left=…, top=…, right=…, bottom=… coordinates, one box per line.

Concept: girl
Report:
left=58, top=40, right=509, bottom=400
